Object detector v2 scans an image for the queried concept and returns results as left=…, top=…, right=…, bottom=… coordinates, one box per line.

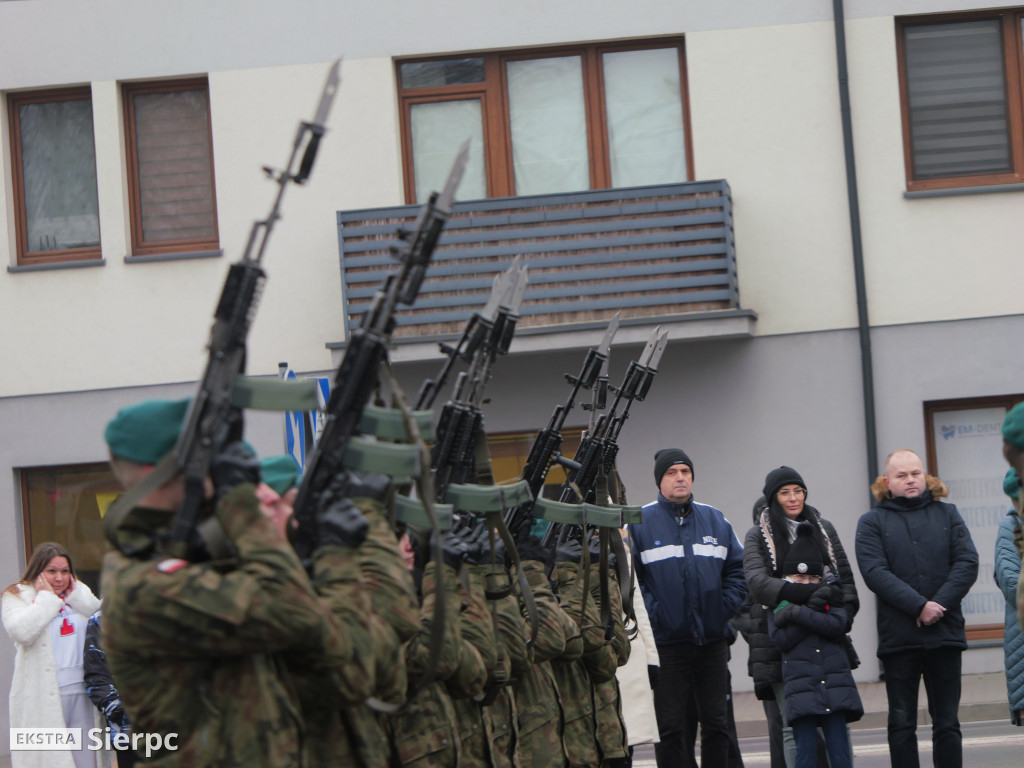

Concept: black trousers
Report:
left=653, top=639, right=731, bottom=768
left=881, top=647, right=963, bottom=768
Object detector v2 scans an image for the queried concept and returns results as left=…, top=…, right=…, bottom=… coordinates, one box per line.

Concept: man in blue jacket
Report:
left=628, top=448, right=747, bottom=768
left=855, top=448, right=978, bottom=768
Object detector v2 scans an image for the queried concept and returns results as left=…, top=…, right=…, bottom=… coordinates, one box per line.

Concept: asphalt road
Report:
left=630, top=719, right=1024, bottom=767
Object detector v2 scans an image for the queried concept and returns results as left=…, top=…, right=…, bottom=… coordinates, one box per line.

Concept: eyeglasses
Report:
left=777, top=488, right=805, bottom=498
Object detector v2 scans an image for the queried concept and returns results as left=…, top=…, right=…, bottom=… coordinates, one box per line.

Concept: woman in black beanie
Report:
left=741, top=467, right=859, bottom=768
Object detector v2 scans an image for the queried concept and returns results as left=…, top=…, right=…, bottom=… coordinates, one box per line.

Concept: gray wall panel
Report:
left=2, top=315, right=1018, bottom=732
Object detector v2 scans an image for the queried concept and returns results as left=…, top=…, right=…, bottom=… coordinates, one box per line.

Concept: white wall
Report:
left=2, top=3, right=1023, bottom=399
left=2, top=0, right=1021, bottom=90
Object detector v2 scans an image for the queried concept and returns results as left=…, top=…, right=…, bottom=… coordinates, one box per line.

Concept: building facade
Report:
left=2, top=0, right=1023, bottom=748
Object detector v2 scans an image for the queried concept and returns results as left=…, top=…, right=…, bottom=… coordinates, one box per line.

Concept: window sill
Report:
left=125, top=249, right=222, bottom=264
left=904, top=182, right=1024, bottom=199
left=7, top=258, right=106, bottom=273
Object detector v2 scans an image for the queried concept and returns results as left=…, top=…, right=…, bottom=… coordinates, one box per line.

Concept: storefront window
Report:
left=19, top=463, right=120, bottom=595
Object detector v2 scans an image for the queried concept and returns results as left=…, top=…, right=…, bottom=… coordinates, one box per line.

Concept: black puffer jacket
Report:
left=769, top=601, right=863, bottom=724
left=741, top=504, right=859, bottom=697
left=855, top=478, right=978, bottom=656
left=733, top=597, right=777, bottom=700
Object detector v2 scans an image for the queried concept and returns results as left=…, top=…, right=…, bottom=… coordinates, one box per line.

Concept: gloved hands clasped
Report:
left=805, top=579, right=843, bottom=613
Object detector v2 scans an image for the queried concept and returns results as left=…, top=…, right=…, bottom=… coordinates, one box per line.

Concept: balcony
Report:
left=332, top=180, right=755, bottom=363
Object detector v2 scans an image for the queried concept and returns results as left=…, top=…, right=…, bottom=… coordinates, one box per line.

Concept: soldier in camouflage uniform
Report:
left=259, top=455, right=400, bottom=768
left=585, top=541, right=631, bottom=766
left=550, top=538, right=618, bottom=768
left=100, top=399, right=367, bottom=768
left=385, top=529, right=488, bottom=767
left=484, top=562, right=530, bottom=767
left=449, top=529, right=502, bottom=768
left=512, top=543, right=579, bottom=768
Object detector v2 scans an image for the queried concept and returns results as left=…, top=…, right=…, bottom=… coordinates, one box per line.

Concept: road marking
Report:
left=630, top=732, right=1024, bottom=766
left=852, top=732, right=1024, bottom=756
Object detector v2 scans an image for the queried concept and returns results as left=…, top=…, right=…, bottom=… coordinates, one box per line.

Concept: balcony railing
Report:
left=336, top=180, right=745, bottom=342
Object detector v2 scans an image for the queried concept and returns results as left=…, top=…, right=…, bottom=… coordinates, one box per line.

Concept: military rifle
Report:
left=600, top=327, right=669, bottom=479
left=540, top=326, right=668, bottom=549
left=159, top=61, right=342, bottom=558
left=505, top=314, right=619, bottom=540
left=429, top=258, right=528, bottom=504
left=288, top=140, right=470, bottom=563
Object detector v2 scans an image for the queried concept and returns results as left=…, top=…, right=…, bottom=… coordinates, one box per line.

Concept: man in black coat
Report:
left=855, top=449, right=978, bottom=768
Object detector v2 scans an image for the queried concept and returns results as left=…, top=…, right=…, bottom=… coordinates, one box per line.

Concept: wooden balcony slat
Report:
left=337, top=180, right=739, bottom=340
left=343, top=256, right=732, bottom=299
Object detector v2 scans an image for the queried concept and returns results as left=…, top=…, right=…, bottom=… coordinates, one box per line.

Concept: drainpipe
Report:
left=832, top=0, right=879, bottom=484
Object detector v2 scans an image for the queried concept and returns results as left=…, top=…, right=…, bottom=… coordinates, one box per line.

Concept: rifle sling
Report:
left=471, top=436, right=539, bottom=650
left=609, top=529, right=634, bottom=631
left=593, top=463, right=611, bottom=642
left=383, top=363, right=447, bottom=706
left=231, top=376, right=319, bottom=411
left=103, top=451, right=179, bottom=548
left=342, top=435, right=421, bottom=477
left=393, top=495, right=454, bottom=530
left=231, top=377, right=436, bottom=442
left=103, top=451, right=233, bottom=565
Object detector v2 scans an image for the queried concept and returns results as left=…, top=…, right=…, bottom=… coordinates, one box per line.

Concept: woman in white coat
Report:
left=614, top=532, right=660, bottom=766
left=2, top=542, right=103, bottom=768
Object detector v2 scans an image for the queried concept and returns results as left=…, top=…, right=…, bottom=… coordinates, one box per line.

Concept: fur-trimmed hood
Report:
left=870, top=474, right=948, bottom=501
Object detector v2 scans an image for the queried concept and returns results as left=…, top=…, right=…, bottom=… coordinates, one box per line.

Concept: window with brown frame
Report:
left=897, top=9, right=1024, bottom=191
left=487, top=428, right=584, bottom=495
left=396, top=39, right=693, bottom=203
left=123, top=77, right=219, bottom=256
left=19, top=462, right=122, bottom=596
left=7, top=87, right=102, bottom=266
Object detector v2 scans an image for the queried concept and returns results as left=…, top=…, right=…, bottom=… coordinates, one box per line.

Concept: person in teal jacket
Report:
left=995, top=467, right=1024, bottom=726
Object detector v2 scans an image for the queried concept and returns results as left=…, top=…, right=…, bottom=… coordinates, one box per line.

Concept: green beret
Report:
left=1004, top=467, right=1020, bottom=500
left=104, top=398, right=189, bottom=464
left=260, top=454, right=301, bottom=495
left=1002, top=402, right=1024, bottom=450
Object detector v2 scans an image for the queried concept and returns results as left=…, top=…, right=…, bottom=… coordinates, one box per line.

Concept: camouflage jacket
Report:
left=452, top=565, right=505, bottom=768
left=589, top=567, right=629, bottom=763
left=388, top=562, right=485, bottom=767
left=551, top=562, right=607, bottom=768
left=513, top=561, right=572, bottom=768
left=290, top=538, right=390, bottom=768
left=101, top=485, right=354, bottom=768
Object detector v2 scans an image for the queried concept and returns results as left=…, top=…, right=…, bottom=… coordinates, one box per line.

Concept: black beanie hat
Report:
left=762, top=466, right=807, bottom=502
left=782, top=522, right=824, bottom=577
left=654, top=448, right=693, bottom=486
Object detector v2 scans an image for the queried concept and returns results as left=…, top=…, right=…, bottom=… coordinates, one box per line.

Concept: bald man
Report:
left=855, top=449, right=978, bottom=768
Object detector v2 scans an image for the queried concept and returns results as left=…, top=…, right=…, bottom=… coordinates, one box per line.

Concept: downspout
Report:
left=832, top=0, right=879, bottom=484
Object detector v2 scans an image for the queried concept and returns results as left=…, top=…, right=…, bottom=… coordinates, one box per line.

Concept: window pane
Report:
left=904, top=19, right=1011, bottom=179
left=409, top=99, right=486, bottom=203
left=19, top=99, right=100, bottom=253
left=603, top=48, right=687, bottom=187
left=507, top=56, right=589, bottom=195
left=132, top=88, right=217, bottom=243
left=400, top=58, right=485, bottom=88
left=22, top=464, right=120, bottom=596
